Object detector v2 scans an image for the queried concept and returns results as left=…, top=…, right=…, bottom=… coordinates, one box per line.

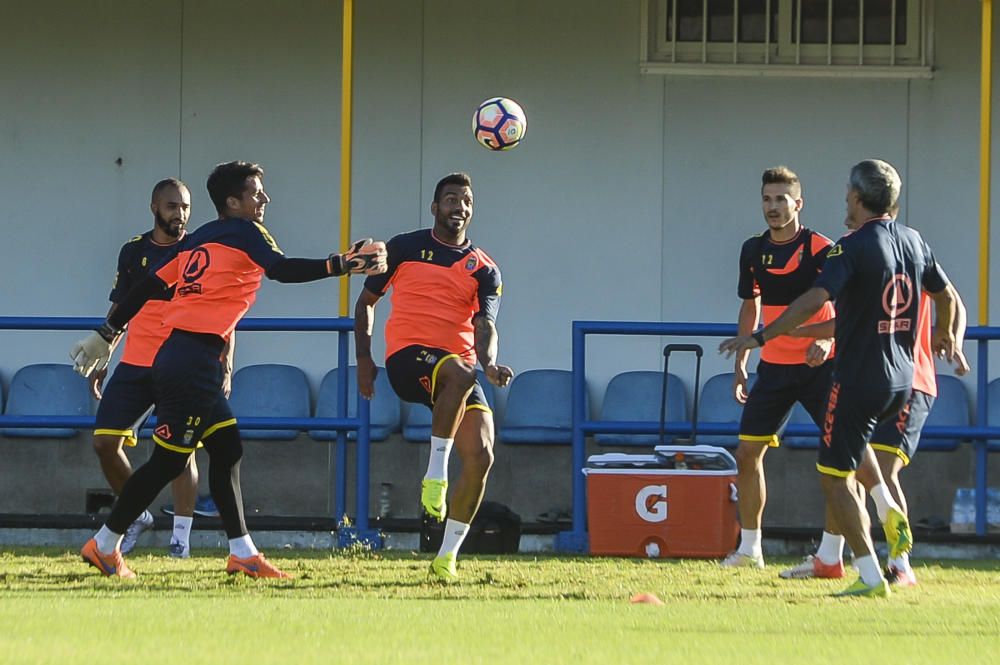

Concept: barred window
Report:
left=642, top=0, right=932, bottom=77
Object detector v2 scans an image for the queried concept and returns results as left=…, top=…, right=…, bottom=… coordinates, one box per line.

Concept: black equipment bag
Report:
left=420, top=500, right=522, bottom=554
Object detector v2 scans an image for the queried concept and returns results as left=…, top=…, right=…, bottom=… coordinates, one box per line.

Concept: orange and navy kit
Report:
left=813, top=217, right=949, bottom=474
left=869, top=292, right=937, bottom=465
left=736, top=227, right=837, bottom=446
left=93, top=231, right=180, bottom=445
left=364, top=229, right=501, bottom=410
left=107, top=217, right=341, bottom=452
left=111, top=232, right=177, bottom=366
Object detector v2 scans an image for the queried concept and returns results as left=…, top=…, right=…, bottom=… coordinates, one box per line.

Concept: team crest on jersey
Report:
left=183, top=429, right=195, bottom=445
left=465, top=255, right=478, bottom=271
left=878, top=274, right=914, bottom=333
left=155, top=424, right=172, bottom=440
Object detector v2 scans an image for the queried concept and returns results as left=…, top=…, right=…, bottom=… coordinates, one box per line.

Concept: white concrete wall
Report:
left=0, top=0, right=997, bottom=414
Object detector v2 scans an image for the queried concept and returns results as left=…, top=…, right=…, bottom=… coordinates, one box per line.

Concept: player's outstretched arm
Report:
left=70, top=274, right=168, bottom=377
left=339, top=238, right=387, bottom=275
left=474, top=316, right=513, bottom=388
left=719, top=286, right=830, bottom=359
left=266, top=239, right=387, bottom=283
left=354, top=288, right=381, bottom=399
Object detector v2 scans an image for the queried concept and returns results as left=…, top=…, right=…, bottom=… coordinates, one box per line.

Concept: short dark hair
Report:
left=433, top=172, right=473, bottom=203
left=761, top=166, right=801, bottom=197
left=849, top=159, right=901, bottom=215
left=207, top=161, right=264, bottom=214
left=151, top=177, right=188, bottom=203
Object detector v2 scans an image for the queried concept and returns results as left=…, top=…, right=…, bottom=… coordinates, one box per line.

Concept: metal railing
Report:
left=0, top=316, right=377, bottom=542
left=556, top=320, right=1000, bottom=553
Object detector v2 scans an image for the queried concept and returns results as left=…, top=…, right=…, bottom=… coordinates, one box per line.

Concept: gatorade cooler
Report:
left=584, top=445, right=739, bottom=558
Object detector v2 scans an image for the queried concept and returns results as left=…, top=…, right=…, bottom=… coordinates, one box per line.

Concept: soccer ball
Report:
left=473, top=97, right=527, bottom=151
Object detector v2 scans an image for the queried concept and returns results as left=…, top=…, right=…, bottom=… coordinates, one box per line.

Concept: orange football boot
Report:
left=80, top=538, right=136, bottom=579
left=225, top=552, right=293, bottom=579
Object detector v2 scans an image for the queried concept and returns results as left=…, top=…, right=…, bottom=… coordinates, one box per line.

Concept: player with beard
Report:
left=354, top=172, right=513, bottom=582
left=89, top=178, right=230, bottom=558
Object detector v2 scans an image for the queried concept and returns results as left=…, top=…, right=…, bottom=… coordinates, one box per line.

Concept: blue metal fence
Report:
left=556, top=321, right=1000, bottom=553
left=0, top=316, right=376, bottom=542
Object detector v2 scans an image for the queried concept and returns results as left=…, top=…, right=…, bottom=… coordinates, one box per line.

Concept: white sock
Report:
left=855, top=554, right=884, bottom=587
left=95, top=525, right=122, bottom=554
left=816, top=531, right=846, bottom=565
left=437, top=519, right=471, bottom=558
left=738, top=528, right=762, bottom=557
left=172, top=516, right=193, bottom=547
left=890, top=551, right=912, bottom=571
left=869, top=484, right=903, bottom=523
left=424, top=436, right=454, bottom=481
left=228, top=535, right=258, bottom=558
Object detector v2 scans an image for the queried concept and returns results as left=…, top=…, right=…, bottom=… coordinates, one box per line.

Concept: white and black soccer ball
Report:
left=473, top=97, right=527, bottom=151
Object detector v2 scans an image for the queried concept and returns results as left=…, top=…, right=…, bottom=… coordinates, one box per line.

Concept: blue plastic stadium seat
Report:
left=309, top=366, right=400, bottom=442
left=402, top=370, right=496, bottom=442
left=499, top=369, right=577, bottom=445
left=782, top=402, right=820, bottom=449
left=595, top=371, right=687, bottom=446
left=988, top=378, right=1000, bottom=452
left=917, top=374, right=970, bottom=452
left=228, top=364, right=311, bottom=440
left=1, top=363, right=92, bottom=438
left=696, top=372, right=756, bottom=449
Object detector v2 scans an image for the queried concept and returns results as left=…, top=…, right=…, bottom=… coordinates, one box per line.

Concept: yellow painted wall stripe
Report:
left=981, top=0, right=993, bottom=325
left=339, top=0, right=354, bottom=317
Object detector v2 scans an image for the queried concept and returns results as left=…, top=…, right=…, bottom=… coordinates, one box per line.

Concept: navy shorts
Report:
left=150, top=330, right=235, bottom=453
left=385, top=345, right=490, bottom=413
left=739, top=359, right=833, bottom=446
left=94, top=362, right=155, bottom=446
left=816, top=380, right=910, bottom=476
left=869, top=389, right=934, bottom=466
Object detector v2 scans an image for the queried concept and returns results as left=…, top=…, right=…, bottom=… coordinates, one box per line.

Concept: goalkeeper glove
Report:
left=70, top=322, right=121, bottom=378
left=330, top=238, right=387, bottom=276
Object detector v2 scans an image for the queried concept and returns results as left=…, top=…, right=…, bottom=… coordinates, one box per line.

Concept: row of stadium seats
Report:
left=1, top=363, right=999, bottom=450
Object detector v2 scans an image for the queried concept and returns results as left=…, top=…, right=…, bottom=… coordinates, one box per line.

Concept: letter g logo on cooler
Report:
left=635, top=485, right=668, bottom=523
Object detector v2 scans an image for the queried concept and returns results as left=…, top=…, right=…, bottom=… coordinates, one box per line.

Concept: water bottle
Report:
left=378, top=482, right=393, bottom=519
left=950, top=488, right=975, bottom=534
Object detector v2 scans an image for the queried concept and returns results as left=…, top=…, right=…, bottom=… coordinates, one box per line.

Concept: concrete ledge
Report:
left=0, top=528, right=556, bottom=553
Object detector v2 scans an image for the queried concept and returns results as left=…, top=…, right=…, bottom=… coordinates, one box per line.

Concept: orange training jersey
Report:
left=912, top=291, right=937, bottom=397
left=110, top=231, right=180, bottom=367
left=737, top=227, right=836, bottom=364
left=363, top=229, right=502, bottom=364
left=154, top=218, right=285, bottom=339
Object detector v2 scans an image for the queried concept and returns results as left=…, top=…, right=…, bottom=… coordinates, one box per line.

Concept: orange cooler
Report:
left=585, top=446, right=739, bottom=558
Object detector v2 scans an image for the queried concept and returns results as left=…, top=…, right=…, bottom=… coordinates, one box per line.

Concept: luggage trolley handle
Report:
left=660, top=344, right=703, bottom=446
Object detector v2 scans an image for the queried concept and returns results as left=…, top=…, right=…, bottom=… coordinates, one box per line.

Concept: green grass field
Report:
left=1, top=547, right=999, bottom=664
